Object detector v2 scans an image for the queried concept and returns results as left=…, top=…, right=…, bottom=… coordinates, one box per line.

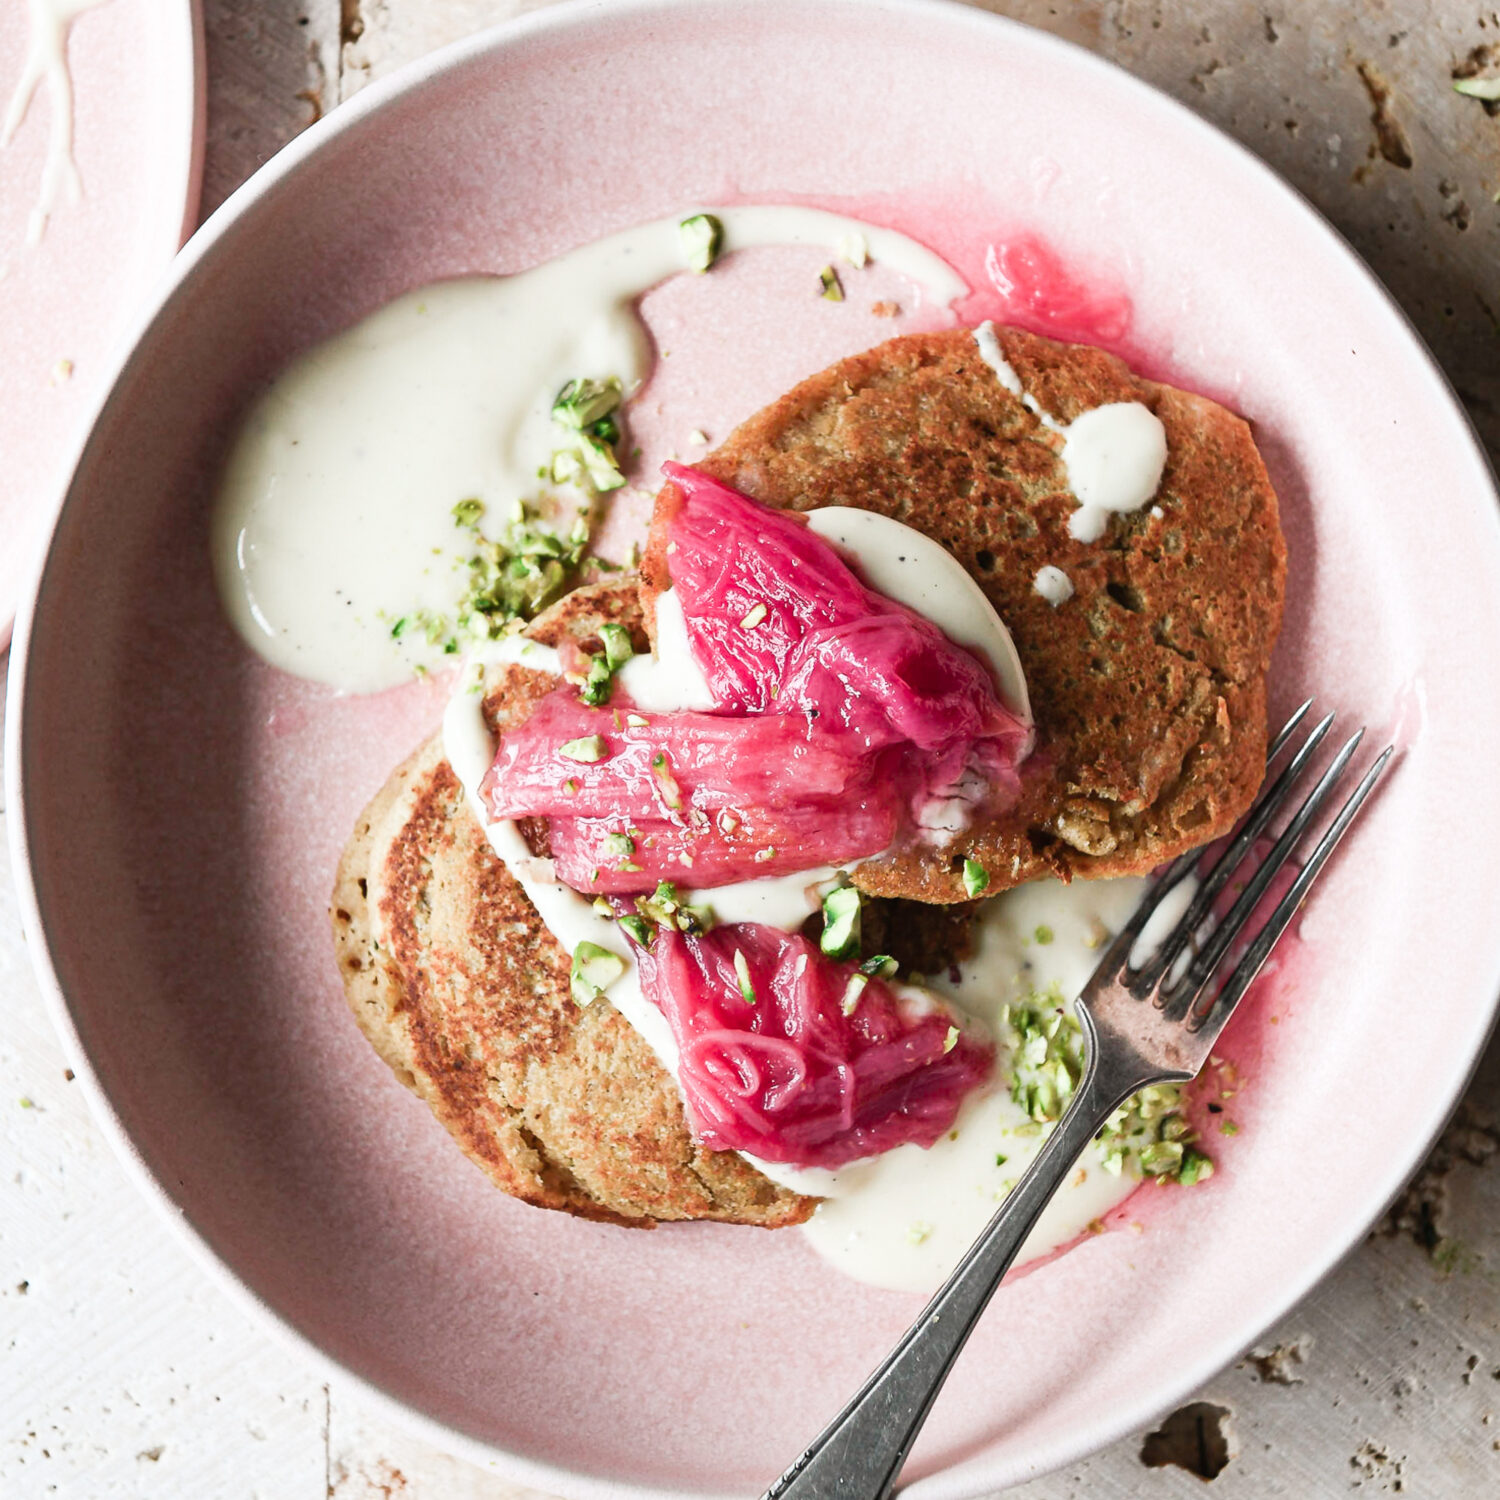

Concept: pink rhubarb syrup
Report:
left=481, top=466, right=1028, bottom=1168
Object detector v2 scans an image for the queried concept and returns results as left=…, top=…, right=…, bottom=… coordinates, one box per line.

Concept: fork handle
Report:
left=764, top=1047, right=1152, bottom=1500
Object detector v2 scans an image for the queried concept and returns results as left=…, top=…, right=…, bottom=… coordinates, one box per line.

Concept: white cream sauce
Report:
left=2, top=0, right=102, bottom=247
left=972, top=320, right=1167, bottom=545
left=615, top=589, right=715, bottom=712
left=1033, top=564, right=1074, bottom=607
left=800, top=876, right=1153, bottom=1292
left=211, top=207, right=967, bottom=694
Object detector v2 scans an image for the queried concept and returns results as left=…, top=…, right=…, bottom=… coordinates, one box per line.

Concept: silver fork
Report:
left=764, top=701, right=1393, bottom=1500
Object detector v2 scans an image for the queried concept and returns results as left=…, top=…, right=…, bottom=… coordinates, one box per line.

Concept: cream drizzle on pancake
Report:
left=972, top=319, right=1167, bottom=544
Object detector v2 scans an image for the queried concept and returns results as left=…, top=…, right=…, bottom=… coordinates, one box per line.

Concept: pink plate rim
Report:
left=7, top=1, right=1500, bottom=1495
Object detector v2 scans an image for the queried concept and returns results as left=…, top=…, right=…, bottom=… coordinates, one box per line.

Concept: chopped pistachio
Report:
left=818, top=264, right=844, bottom=301
left=733, top=948, right=757, bottom=1004
left=837, top=231, right=869, bottom=269
left=678, top=212, right=724, bottom=273
left=1454, top=76, right=1500, bottom=100
left=650, top=750, right=683, bottom=810
left=389, top=616, right=408, bottom=639
left=562, top=778, right=580, bottom=796
left=1139, top=1139, right=1185, bottom=1177
left=570, top=941, right=626, bottom=1006
left=552, top=376, right=622, bottom=430
left=717, top=809, right=741, bottom=835
left=859, top=954, right=898, bottom=979
left=576, top=429, right=627, bottom=492
left=740, top=601, right=768, bottom=630
left=598, top=623, right=634, bottom=669
left=602, top=831, right=635, bottom=861
left=1033, top=924, right=1055, bottom=945
left=943, top=1025, right=960, bottom=1054
left=840, top=973, right=868, bottom=1016
left=906, top=1221, right=932, bottom=1246
left=819, top=886, right=862, bottom=960
left=626, top=712, right=649, bottom=728
left=451, top=497, right=485, bottom=527
left=962, top=857, right=989, bottom=897
left=579, top=654, right=614, bottom=707
left=559, top=735, right=607, bottom=763
left=1177, top=1149, right=1214, bottom=1185
left=753, top=845, right=777, bottom=863
left=617, top=914, right=652, bottom=947
left=1219, top=1119, right=1240, bottom=1136
left=994, top=1152, right=1008, bottom=1168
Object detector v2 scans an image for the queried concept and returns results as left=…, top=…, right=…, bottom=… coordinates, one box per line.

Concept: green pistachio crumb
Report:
left=740, top=601, right=768, bottom=630
left=650, top=750, right=683, bottom=810
left=602, top=831, right=635, bottom=860
left=579, top=654, right=614, bottom=707
left=1454, top=76, right=1500, bottom=100
left=840, top=973, right=868, bottom=1016
left=552, top=376, right=622, bottom=430
left=838, top=231, right=869, bottom=269
left=598, top=623, right=634, bottom=668
left=618, top=914, right=652, bottom=947
left=733, top=948, right=757, bottom=1004
left=570, top=941, right=625, bottom=1006
left=859, top=954, right=898, bottom=978
left=1176, top=1148, right=1214, bottom=1186
left=559, top=735, right=607, bottom=763
left=818, top=265, right=844, bottom=302
left=819, top=886, right=862, bottom=960
left=943, top=1025, right=960, bottom=1054
left=678, top=212, right=724, bottom=273
left=962, top=857, right=989, bottom=897
left=1034, top=924, right=1054, bottom=945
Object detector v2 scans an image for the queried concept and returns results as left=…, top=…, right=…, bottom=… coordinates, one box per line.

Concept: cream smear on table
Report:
left=210, top=207, right=965, bottom=695
left=2, top=0, right=105, bottom=248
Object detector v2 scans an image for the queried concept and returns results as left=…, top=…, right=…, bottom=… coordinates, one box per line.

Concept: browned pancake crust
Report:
left=331, top=582, right=813, bottom=1229
left=648, top=327, right=1286, bottom=901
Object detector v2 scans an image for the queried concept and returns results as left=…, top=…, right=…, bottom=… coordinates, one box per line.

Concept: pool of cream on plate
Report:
left=209, top=206, right=1175, bottom=1295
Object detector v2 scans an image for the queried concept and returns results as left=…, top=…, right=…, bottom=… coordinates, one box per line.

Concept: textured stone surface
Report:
left=4, top=1, right=1500, bottom=1495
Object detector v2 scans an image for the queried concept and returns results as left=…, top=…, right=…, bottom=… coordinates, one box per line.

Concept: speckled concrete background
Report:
left=4, top=1, right=1500, bottom=1495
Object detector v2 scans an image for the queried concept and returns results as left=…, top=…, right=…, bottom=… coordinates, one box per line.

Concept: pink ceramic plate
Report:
left=0, top=0, right=203, bottom=647
left=9, top=2, right=1500, bottom=1494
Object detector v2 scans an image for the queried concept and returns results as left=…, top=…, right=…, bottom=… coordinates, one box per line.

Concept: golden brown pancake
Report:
left=645, top=325, right=1286, bottom=901
left=331, top=582, right=814, bottom=1229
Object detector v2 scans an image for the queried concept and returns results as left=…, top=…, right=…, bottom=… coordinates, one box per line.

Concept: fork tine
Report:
left=1163, top=727, right=1367, bottom=1017
left=1130, top=708, right=1334, bottom=997
left=1266, top=697, right=1314, bottom=762
left=1188, top=745, right=1394, bottom=1030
